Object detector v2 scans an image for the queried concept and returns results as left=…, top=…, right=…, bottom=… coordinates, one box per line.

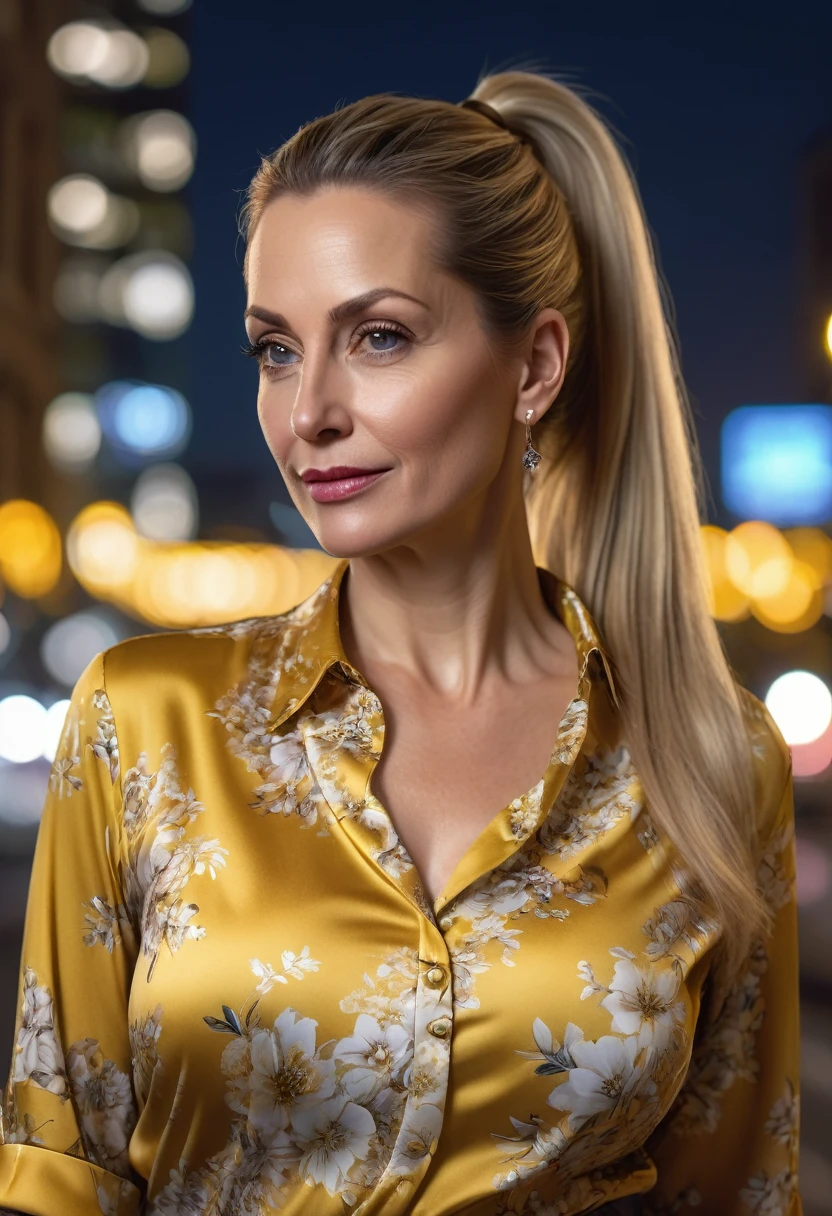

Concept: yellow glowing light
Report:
left=0, top=500, right=62, bottom=598
left=700, top=525, right=751, bottom=620
left=724, top=521, right=793, bottom=599
left=752, top=559, right=824, bottom=632
left=67, top=502, right=141, bottom=593
left=783, top=527, right=832, bottom=591
left=826, top=313, right=832, bottom=360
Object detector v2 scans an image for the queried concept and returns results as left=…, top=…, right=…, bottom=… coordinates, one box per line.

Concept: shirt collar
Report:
left=268, top=556, right=619, bottom=731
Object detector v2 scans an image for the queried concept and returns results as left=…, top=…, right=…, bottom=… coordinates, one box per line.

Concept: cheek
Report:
left=370, top=352, right=508, bottom=466
left=257, top=385, right=289, bottom=463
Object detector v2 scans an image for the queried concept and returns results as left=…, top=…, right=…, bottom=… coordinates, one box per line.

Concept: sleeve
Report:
left=642, top=759, right=802, bottom=1215
left=0, top=650, right=144, bottom=1216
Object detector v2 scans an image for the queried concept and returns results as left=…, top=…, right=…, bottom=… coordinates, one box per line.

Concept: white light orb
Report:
left=765, top=670, right=832, bottom=746
left=43, top=393, right=102, bottom=471
left=122, top=255, right=194, bottom=339
left=0, top=696, right=48, bottom=764
left=128, top=110, right=196, bottom=192
left=48, top=174, right=109, bottom=236
left=87, top=28, right=150, bottom=88
left=41, top=614, right=120, bottom=688
left=46, top=21, right=111, bottom=79
left=132, top=463, right=198, bottom=540
left=42, top=700, right=72, bottom=762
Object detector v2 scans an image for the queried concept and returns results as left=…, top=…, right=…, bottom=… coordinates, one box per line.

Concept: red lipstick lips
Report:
left=299, top=466, right=391, bottom=503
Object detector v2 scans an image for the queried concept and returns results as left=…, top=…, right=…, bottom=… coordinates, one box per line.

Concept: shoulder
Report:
left=735, top=684, right=794, bottom=843
left=97, top=548, right=341, bottom=721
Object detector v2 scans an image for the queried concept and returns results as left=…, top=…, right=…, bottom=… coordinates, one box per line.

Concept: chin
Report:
left=310, top=516, right=423, bottom=562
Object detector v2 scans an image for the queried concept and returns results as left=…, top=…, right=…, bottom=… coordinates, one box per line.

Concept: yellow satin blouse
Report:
left=0, top=550, right=801, bottom=1215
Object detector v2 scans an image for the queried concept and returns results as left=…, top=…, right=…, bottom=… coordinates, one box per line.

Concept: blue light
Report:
left=95, top=380, right=191, bottom=459
left=721, top=405, right=832, bottom=525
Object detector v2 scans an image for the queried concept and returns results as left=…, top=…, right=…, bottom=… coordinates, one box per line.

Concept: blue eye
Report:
left=263, top=343, right=297, bottom=367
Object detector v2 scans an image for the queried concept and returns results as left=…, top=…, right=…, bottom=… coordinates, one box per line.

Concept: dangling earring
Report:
left=522, top=408, right=542, bottom=471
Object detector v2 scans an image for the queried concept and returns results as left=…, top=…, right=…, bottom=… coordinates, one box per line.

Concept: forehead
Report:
left=246, top=186, right=439, bottom=304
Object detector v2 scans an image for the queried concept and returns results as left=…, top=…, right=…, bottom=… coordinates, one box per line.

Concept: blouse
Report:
left=0, top=548, right=801, bottom=1216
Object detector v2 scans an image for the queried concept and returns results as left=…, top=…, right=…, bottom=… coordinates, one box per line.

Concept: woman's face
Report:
left=245, top=186, right=559, bottom=558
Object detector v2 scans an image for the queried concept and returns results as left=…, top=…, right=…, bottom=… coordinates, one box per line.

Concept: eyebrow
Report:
left=244, top=287, right=430, bottom=333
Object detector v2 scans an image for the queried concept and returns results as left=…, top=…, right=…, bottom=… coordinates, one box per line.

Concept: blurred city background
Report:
left=0, top=0, right=830, bottom=1209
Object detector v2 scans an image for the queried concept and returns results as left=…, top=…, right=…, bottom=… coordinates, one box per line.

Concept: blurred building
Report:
left=0, top=0, right=67, bottom=506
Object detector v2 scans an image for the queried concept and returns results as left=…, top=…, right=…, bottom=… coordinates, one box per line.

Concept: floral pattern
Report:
left=0, top=555, right=802, bottom=1216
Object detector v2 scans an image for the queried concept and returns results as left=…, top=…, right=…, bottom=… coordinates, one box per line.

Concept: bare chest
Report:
left=368, top=675, right=580, bottom=906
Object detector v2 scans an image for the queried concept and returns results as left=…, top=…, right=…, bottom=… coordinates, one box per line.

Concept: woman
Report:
left=0, top=70, right=800, bottom=1215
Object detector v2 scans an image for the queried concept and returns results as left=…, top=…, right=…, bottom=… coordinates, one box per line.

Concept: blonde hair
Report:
left=240, top=69, right=768, bottom=978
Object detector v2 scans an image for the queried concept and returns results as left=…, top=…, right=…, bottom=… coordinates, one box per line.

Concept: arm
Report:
left=643, top=762, right=801, bottom=1215
left=0, top=651, right=143, bottom=1216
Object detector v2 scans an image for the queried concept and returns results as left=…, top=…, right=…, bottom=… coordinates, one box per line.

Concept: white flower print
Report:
left=90, top=688, right=120, bottom=783
left=293, top=1095, right=376, bottom=1196
left=149, top=1158, right=214, bottom=1216
left=82, top=896, right=132, bottom=953
left=250, top=947, right=321, bottom=993
left=335, top=1013, right=411, bottom=1103
left=641, top=896, right=717, bottom=962
left=582, top=951, right=687, bottom=1051
left=388, top=1100, right=443, bottom=1175
left=13, top=967, right=66, bottom=1096
left=129, top=1003, right=163, bottom=1105
left=65, top=1037, right=136, bottom=1176
left=546, top=1031, right=653, bottom=1131
left=245, top=1010, right=337, bottom=1135
left=49, top=753, right=83, bottom=798
left=539, top=744, right=641, bottom=860
left=121, top=743, right=228, bottom=978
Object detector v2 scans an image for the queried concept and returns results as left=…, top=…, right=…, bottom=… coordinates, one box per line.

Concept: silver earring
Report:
left=522, top=409, right=542, bottom=471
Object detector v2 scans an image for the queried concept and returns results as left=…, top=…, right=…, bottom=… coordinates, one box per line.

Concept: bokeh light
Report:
left=0, top=502, right=62, bottom=599
left=0, top=614, right=10, bottom=658
left=721, top=405, right=832, bottom=525
left=66, top=502, right=141, bottom=595
left=725, top=521, right=793, bottom=599
left=41, top=613, right=121, bottom=689
left=96, top=380, right=192, bottom=459
left=46, top=21, right=150, bottom=88
left=98, top=251, right=194, bottom=338
left=122, top=110, right=196, bottom=192
left=132, top=463, right=198, bottom=540
left=43, top=392, right=102, bottom=471
left=0, top=697, right=48, bottom=765
left=142, top=27, right=190, bottom=88
left=765, top=670, right=832, bottom=746
left=700, top=525, right=751, bottom=621
left=48, top=174, right=108, bottom=234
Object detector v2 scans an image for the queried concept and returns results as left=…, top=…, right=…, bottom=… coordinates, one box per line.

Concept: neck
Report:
left=337, top=494, right=576, bottom=707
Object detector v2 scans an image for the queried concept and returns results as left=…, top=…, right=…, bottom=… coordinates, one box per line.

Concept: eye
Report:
left=241, top=339, right=299, bottom=377
left=354, top=321, right=410, bottom=358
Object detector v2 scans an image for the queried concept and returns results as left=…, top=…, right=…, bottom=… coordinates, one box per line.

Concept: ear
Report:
left=513, top=308, right=569, bottom=426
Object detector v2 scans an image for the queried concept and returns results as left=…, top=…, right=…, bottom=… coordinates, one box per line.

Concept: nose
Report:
left=288, top=344, right=352, bottom=443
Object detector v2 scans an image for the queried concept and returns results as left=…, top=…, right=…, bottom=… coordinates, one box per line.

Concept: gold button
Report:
left=425, top=966, right=445, bottom=987
left=428, top=1017, right=451, bottom=1039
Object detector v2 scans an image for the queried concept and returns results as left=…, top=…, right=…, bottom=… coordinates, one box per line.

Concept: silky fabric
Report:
left=0, top=550, right=801, bottom=1215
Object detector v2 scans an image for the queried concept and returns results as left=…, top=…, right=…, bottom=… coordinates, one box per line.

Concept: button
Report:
left=439, top=916, right=453, bottom=931
left=428, top=1017, right=451, bottom=1039
left=425, top=966, right=446, bottom=987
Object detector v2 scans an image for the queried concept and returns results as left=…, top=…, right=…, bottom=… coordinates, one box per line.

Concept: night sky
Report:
left=184, top=3, right=830, bottom=530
